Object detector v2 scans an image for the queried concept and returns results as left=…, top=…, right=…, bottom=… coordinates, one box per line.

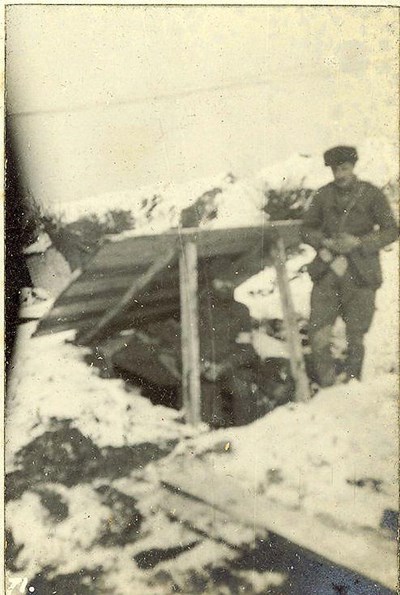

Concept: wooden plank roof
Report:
left=35, top=221, right=302, bottom=340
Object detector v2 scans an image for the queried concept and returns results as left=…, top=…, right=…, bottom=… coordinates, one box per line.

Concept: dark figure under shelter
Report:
left=111, top=258, right=294, bottom=426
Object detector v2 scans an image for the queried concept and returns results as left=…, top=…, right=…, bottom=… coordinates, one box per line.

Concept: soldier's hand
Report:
left=319, top=247, right=334, bottom=263
left=324, top=233, right=361, bottom=254
left=337, top=233, right=361, bottom=253
left=330, top=255, right=348, bottom=277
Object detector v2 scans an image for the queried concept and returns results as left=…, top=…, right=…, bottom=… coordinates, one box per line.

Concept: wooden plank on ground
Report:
left=160, top=458, right=397, bottom=591
left=161, top=490, right=262, bottom=548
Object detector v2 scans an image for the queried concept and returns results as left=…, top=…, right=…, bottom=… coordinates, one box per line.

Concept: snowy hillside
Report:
left=52, top=137, right=398, bottom=234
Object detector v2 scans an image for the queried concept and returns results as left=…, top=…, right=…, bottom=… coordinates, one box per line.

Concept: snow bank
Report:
left=364, top=244, right=399, bottom=378
left=257, top=137, right=398, bottom=192
left=48, top=136, right=398, bottom=235
left=7, top=485, right=110, bottom=579
left=206, top=176, right=267, bottom=229
left=236, top=243, right=315, bottom=320
left=6, top=322, right=197, bottom=470
left=59, top=172, right=234, bottom=229
left=178, top=373, right=397, bottom=533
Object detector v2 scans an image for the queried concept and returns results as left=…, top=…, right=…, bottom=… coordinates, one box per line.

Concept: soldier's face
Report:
left=331, top=162, right=355, bottom=189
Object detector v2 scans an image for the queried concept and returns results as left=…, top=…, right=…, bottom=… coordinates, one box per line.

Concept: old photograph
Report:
left=4, top=5, right=399, bottom=594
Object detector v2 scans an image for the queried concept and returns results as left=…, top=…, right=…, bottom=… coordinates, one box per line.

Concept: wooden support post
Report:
left=179, top=240, right=201, bottom=425
left=272, top=236, right=310, bottom=402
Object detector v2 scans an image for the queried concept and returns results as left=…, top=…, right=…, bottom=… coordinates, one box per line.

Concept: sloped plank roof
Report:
left=35, top=222, right=302, bottom=339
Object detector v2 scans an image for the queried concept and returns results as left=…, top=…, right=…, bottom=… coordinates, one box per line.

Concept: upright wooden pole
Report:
left=272, top=236, right=310, bottom=402
left=179, top=240, right=201, bottom=424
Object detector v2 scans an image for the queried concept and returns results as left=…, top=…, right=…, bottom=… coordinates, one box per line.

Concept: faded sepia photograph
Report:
left=4, top=5, right=399, bottom=594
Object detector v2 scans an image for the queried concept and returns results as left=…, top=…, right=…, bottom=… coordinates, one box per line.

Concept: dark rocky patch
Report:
left=5, top=529, right=24, bottom=572
left=150, top=569, right=182, bottom=592
left=180, top=187, right=223, bottom=228
left=33, top=487, right=69, bottom=522
left=95, top=485, right=143, bottom=547
left=207, top=566, right=260, bottom=595
left=134, top=541, right=200, bottom=570
left=7, top=420, right=177, bottom=500
left=27, top=566, right=104, bottom=595
left=100, top=441, right=178, bottom=480
left=380, top=509, right=398, bottom=537
left=6, top=470, right=31, bottom=502
left=263, top=187, right=313, bottom=221
left=13, top=420, right=102, bottom=488
left=229, top=534, right=395, bottom=594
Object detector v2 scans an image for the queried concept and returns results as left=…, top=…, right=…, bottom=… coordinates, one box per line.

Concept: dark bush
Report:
left=264, top=188, right=314, bottom=221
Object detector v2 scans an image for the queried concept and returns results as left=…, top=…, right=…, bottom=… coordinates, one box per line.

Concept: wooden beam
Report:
left=272, top=236, right=310, bottom=402
left=179, top=240, right=201, bottom=425
left=161, top=490, right=257, bottom=548
left=160, top=458, right=397, bottom=591
left=77, top=246, right=177, bottom=345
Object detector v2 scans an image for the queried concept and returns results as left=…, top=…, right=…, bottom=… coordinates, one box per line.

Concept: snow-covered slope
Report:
left=51, top=136, right=398, bottom=233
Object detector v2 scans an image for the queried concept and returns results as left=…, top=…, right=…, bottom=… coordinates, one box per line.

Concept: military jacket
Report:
left=301, top=178, right=398, bottom=288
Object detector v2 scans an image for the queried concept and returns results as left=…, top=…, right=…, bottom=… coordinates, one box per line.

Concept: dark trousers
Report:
left=309, top=270, right=376, bottom=387
left=200, top=370, right=255, bottom=426
left=201, top=363, right=293, bottom=426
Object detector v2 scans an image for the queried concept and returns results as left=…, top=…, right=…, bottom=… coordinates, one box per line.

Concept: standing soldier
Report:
left=302, top=145, right=398, bottom=387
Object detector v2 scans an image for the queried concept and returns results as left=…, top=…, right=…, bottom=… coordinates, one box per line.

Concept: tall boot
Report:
left=310, top=325, right=336, bottom=387
left=345, top=336, right=365, bottom=381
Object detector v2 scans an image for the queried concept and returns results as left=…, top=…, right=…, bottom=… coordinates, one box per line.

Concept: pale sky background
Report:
left=6, top=5, right=399, bottom=210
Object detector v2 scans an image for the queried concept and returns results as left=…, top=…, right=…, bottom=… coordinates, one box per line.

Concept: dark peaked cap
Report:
left=324, top=146, right=358, bottom=167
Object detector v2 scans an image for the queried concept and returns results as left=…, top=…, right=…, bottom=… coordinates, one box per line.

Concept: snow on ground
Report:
left=177, top=373, right=397, bottom=533
left=364, top=244, right=399, bottom=378
left=6, top=240, right=398, bottom=593
left=235, top=243, right=315, bottom=321
left=6, top=477, right=204, bottom=594
left=7, top=485, right=111, bottom=579
left=6, top=323, right=198, bottom=469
